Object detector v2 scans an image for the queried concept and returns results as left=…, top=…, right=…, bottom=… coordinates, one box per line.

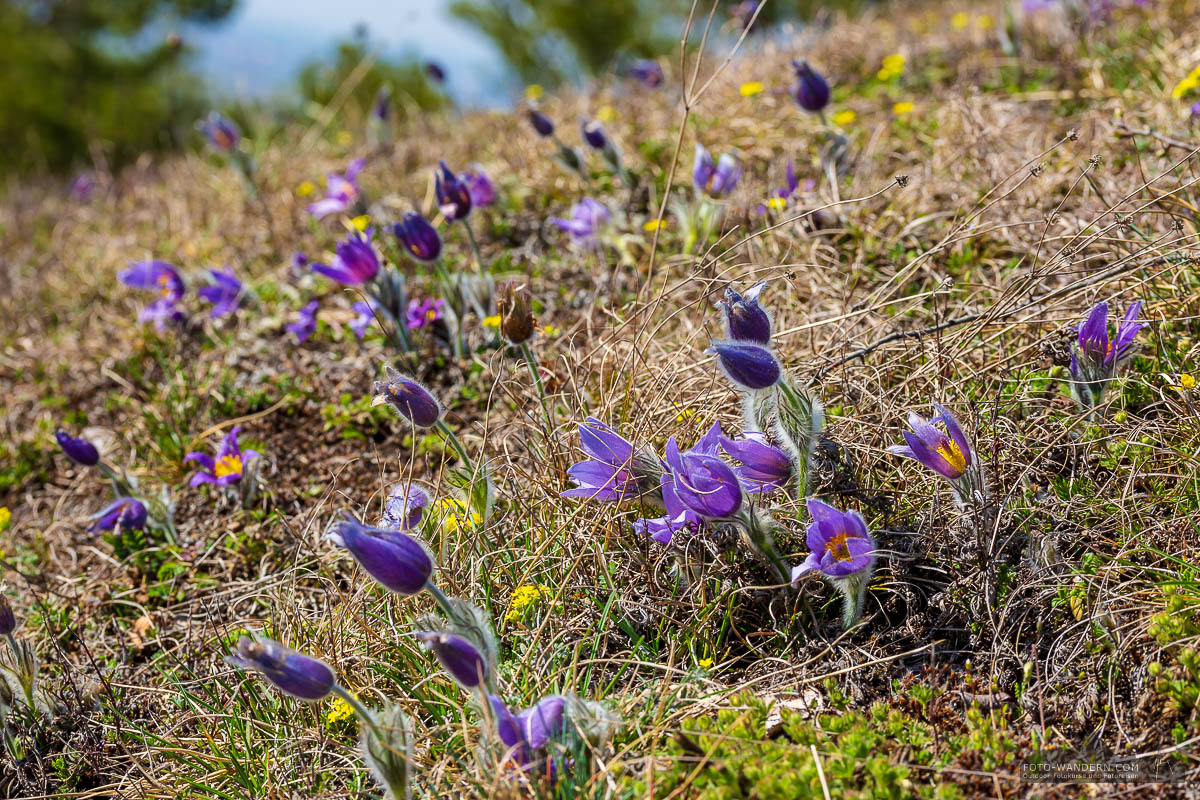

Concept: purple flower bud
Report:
left=693, top=145, right=740, bottom=198
left=89, top=498, right=147, bottom=533
left=311, top=231, right=380, bottom=285
left=663, top=437, right=743, bottom=519
left=435, top=161, right=472, bottom=221
left=69, top=172, right=95, bottom=202
left=286, top=300, right=319, bottom=344
left=381, top=482, right=432, bottom=530
left=198, top=111, right=240, bottom=153
left=791, top=498, right=875, bottom=580
left=463, top=167, right=496, bottom=207
left=0, top=596, right=16, bottom=637
left=292, top=252, right=309, bottom=270
left=372, top=367, right=441, bottom=428
left=224, top=636, right=335, bottom=701
left=580, top=119, right=608, bottom=150
left=527, top=109, right=555, bottom=137
left=707, top=342, right=781, bottom=390
left=790, top=60, right=830, bottom=113
left=718, top=281, right=771, bottom=344
left=550, top=197, right=610, bottom=248
left=372, top=85, right=391, bottom=122
left=197, top=266, right=242, bottom=318
left=56, top=429, right=100, bottom=466
left=629, top=59, right=664, bottom=88
left=414, top=631, right=489, bottom=688
left=425, top=62, right=446, bottom=84
left=329, top=512, right=434, bottom=594
left=393, top=212, right=443, bottom=262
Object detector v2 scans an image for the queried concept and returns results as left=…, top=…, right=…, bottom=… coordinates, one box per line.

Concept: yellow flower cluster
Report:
left=296, top=180, right=316, bottom=198
left=832, top=109, right=857, bottom=126
left=1172, top=65, right=1200, bottom=100
left=432, top=497, right=482, bottom=533
left=877, top=53, right=906, bottom=81
left=351, top=215, right=371, bottom=232
left=893, top=101, right=916, bottom=116
left=325, top=694, right=357, bottom=728
left=506, top=584, right=552, bottom=622
left=740, top=81, right=765, bottom=97
left=0, top=507, right=9, bottom=533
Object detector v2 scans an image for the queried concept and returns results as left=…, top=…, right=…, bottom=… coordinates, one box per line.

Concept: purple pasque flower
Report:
left=329, top=512, right=434, bottom=594
left=488, top=693, right=568, bottom=765
left=463, top=167, right=497, bottom=207
left=372, top=85, right=391, bottom=123
left=550, top=197, right=610, bottom=248
left=349, top=300, right=375, bottom=340
left=372, top=367, right=441, bottom=428
left=562, top=417, right=662, bottom=503
left=790, top=60, right=830, bottom=113
left=791, top=498, right=874, bottom=580
left=393, top=212, right=443, bottom=262
left=292, top=252, right=309, bottom=271
left=197, top=266, right=242, bottom=318
left=224, top=635, right=335, bottom=701
left=286, top=300, right=319, bottom=344
left=406, top=297, right=445, bottom=330
left=425, top=61, right=447, bottom=84
left=663, top=436, right=743, bottom=520
left=693, top=144, right=740, bottom=198
left=381, top=482, right=433, bottom=530
left=632, top=423, right=723, bottom=544
left=185, top=426, right=259, bottom=487
left=307, top=157, right=365, bottom=219
left=717, top=281, right=771, bottom=344
left=69, top=171, right=95, bottom=202
left=119, top=260, right=186, bottom=329
left=887, top=403, right=973, bottom=481
left=415, top=631, right=489, bottom=689
left=89, top=498, right=147, bottom=533
left=199, top=111, right=240, bottom=153
left=707, top=342, right=781, bottom=391
left=580, top=119, right=608, bottom=150
left=56, top=429, right=100, bottom=466
left=720, top=433, right=792, bottom=494
left=629, top=59, right=664, bottom=88
left=527, top=109, right=555, bottom=137
left=1068, top=300, right=1144, bottom=410
left=1191, top=100, right=1200, bottom=118
left=311, top=230, right=380, bottom=285
left=435, top=160, right=473, bottom=220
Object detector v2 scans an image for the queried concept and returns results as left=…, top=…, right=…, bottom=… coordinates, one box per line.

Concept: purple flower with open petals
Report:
left=198, top=266, right=242, bottom=318
left=225, top=636, right=335, bottom=701
left=307, top=158, right=365, bottom=219
left=185, top=426, right=258, bottom=487
left=56, top=429, right=100, bottom=466
left=632, top=423, right=722, bottom=543
left=708, top=342, right=781, bottom=391
left=887, top=403, right=972, bottom=482
left=720, top=433, right=792, bottom=494
left=349, top=300, right=375, bottom=340
left=717, top=282, right=771, bottom=344
left=1067, top=300, right=1144, bottom=412
left=311, top=231, right=380, bottom=285
left=406, top=298, right=445, bottom=330
left=562, top=417, right=662, bottom=503
left=329, top=512, right=434, bottom=594
left=381, top=482, right=432, bottom=530
left=663, top=437, right=743, bottom=520
left=550, top=198, right=610, bottom=248
left=693, top=145, right=741, bottom=198
left=89, top=498, right=147, bottom=533
left=199, top=111, right=240, bottom=153
left=287, top=300, right=319, bottom=343
left=791, top=498, right=874, bottom=580
left=119, top=260, right=186, bottom=329
left=629, top=59, right=664, bottom=88
left=435, top=160, right=473, bottom=220
left=463, top=167, right=496, bottom=207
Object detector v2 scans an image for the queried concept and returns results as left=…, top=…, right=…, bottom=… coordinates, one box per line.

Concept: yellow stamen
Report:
left=825, top=533, right=853, bottom=562
left=214, top=454, right=242, bottom=478
left=936, top=439, right=967, bottom=474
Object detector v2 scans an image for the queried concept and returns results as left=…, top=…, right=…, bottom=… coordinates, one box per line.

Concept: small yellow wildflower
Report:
left=697, top=658, right=713, bottom=668
left=596, top=105, right=617, bottom=123
left=326, top=694, right=357, bottom=728
left=351, top=215, right=371, bottom=232
left=765, top=196, right=787, bottom=212
left=675, top=407, right=697, bottom=422
left=296, top=180, right=316, bottom=197
left=951, top=11, right=969, bottom=29
left=525, top=84, right=544, bottom=101
left=432, top=497, right=482, bottom=534
left=893, top=101, right=916, bottom=115
left=336, top=130, right=353, bottom=147
left=0, top=507, right=9, bottom=533
left=976, top=14, right=994, bottom=30
left=482, top=314, right=501, bottom=330
left=505, top=584, right=552, bottom=623
left=1172, top=66, right=1200, bottom=100
left=877, top=53, right=906, bottom=81
left=643, top=218, right=665, bottom=232
left=832, top=109, right=857, bottom=126
left=1174, top=372, right=1197, bottom=394
left=739, top=81, right=765, bottom=97
left=542, top=324, right=561, bottom=338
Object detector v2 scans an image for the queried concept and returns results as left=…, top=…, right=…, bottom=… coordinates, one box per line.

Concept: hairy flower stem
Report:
left=434, top=419, right=474, bottom=474
left=333, top=684, right=378, bottom=731
left=5, top=634, right=34, bottom=709
left=98, top=462, right=134, bottom=498
left=424, top=581, right=454, bottom=618
left=738, top=509, right=792, bottom=588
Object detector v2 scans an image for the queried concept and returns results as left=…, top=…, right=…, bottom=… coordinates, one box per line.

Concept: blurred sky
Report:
left=185, top=0, right=514, bottom=106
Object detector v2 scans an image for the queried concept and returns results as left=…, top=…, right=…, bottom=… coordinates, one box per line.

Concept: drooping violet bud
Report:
left=580, top=119, right=608, bottom=150
left=790, top=60, right=830, bottom=113
left=224, top=635, right=335, bottom=701
left=720, top=433, right=792, bottom=494
left=717, top=281, right=771, bottom=344
left=527, top=109, right=555, bottom=137
left=393, top=212, right=443, bottom=262
left=56, top=429, right=100, bottom=466
left=707, top=342, right=781, bottom=390
left=414, top=631, right=489, bottom=688
left=0, top=596, right=16, bottom=637
left=328, top=512, right=434, bottom=595
left=372, top=367, right=441, bottom=428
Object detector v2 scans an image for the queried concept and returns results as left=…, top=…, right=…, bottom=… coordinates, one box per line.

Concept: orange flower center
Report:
left=826, top=533, right=853, bottom=562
